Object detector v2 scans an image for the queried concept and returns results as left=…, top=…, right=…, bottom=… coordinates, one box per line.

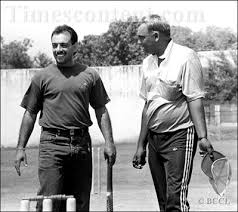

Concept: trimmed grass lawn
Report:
left=1, top=126, right=237, bottom=211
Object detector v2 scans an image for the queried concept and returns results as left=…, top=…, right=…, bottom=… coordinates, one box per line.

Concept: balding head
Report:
left=137, top=23, right=150, bottom=37
left=144, top=14, right=171, bottom=38
left=136, top=14, right=171, bottom=56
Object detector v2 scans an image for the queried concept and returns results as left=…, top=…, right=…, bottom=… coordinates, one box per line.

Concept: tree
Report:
left=75, top=16, right=145, bottom=66
left=99, top=17, right=145, bottom=65
left=192, top=26, right=237, bottom=51
left=33, top=52, right=53, bottom=68
left=205, top=26, right=237, bottom=50
left=1, top=36, right=4, bottom=47
left=205, top=52, right=237, bottom=103
left=1, top=38, right=33, bottom=69
left=75, top=17, right=237, bottom=67
left=171, top=26, right=196, bottom=49
left=171, top=25, right=237, bottom=52
left=75, top=35, right=104, bottom=66
left=1, top=15, right=237, bottom=68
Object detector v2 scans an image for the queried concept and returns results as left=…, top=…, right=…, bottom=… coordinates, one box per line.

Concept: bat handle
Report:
left=107, top=194, right=113, bottom=212
left=107, top=161, right=113, bottom=188
left=107, top=160, right=113, bottom=212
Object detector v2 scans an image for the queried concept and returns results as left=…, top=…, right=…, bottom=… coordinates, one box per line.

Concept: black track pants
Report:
left=148, top=126, right=198, bottom=212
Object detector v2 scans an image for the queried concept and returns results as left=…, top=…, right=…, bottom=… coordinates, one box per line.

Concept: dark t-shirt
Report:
left=21, top=63, right=110, bottom=129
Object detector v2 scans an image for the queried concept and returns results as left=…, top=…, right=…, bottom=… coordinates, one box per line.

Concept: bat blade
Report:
left=107, top=161, right=113, bottom=212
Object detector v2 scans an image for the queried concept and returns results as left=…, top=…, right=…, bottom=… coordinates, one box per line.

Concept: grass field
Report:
left=1, top=126, right=237, bottom=211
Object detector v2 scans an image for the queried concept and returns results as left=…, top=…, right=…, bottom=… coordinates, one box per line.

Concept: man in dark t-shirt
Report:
left=14, top=25, right=116, bottom=212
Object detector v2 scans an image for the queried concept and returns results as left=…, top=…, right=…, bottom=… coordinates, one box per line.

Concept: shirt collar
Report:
left=158, top=39, right=173, bottom=59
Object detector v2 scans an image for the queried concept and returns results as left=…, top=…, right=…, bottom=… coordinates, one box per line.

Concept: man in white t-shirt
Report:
left=132, top=15, right=213, bottom=212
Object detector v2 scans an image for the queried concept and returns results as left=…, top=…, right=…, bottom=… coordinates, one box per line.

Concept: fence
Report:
left=1, top=66, right=143, bottom=147
left=205, top=104, right=237, bottom=126
left=1, top=66, right=237, bottom=147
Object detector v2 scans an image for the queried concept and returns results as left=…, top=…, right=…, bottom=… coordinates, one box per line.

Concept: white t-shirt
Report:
left=139, top=40, right=206, bottom=133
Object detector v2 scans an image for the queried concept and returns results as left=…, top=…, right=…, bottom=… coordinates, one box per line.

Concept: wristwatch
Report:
left=198, top=137, right=207, bottom=140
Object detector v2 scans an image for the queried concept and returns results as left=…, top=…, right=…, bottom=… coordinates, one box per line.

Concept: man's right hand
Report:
left=14, top=149, right=28, bottom=176
left=132, top=147, right=146, bottom=169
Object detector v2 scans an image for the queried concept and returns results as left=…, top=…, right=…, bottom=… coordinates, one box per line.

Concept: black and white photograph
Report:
left=1, top=1, right=237, bottom=211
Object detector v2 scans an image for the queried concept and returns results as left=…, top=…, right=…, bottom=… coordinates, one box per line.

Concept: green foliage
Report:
left=205, top=52, right=237, bottom=103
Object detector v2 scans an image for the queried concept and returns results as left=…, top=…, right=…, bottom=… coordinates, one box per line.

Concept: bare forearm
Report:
left=17, top=110, right=37, bottom=148
left=95, top=106, right=114, bottom=145
left=137, top=102, right=149, bottom=150
left=188, top=98, right=207, bottom=139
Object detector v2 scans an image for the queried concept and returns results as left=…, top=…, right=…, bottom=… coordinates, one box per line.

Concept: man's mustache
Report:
left=55, top=51, right=66, bottom=55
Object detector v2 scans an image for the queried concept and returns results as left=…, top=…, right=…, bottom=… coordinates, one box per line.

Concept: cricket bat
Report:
left=107, top=160, right=113, bottom=212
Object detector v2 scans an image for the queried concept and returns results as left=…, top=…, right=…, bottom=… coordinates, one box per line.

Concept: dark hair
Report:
left=51, top=25, right=78, bottom=44
left=146, top=14, right=171, bottom=37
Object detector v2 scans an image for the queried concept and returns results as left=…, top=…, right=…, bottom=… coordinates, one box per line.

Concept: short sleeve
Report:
left=182, top=52, right=206, bottom=102
left=139, top=58, right=148, bottom=100
left=20, top=77, right=42, bottom=114
left=89, top=77, right=110, bottom=109
left=139, top=71, right=147, bottom=100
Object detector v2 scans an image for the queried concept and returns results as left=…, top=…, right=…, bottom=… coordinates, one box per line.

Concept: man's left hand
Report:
left=104, top=143, right=116, bottom=166
left=199, top=138, right=214, bottom=157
